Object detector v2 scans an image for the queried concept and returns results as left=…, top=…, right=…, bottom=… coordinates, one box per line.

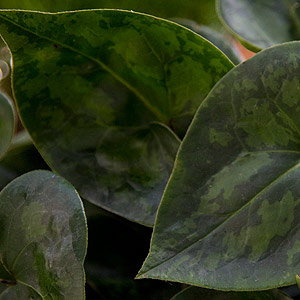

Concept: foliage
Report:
left=216, top=0, right=300, bottom=51
left=0, top=1, right=299, bottom=299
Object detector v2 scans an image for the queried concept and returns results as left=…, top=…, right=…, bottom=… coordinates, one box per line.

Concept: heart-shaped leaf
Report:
left=0, top=92, right=14, bottom=158
left=170, top=287, right=293, bottom=300
left=0, top=9, right=233, bottom=225
left=0, top=170, right=87, bottom=299
left=137, top=42, right=300, bottom=289
left=217, top=0, right=300, bottom=51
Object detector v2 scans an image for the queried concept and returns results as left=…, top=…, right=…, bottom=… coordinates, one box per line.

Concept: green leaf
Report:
left=0, top=0, right=220, bottom=28
left=0, top=9, right=233, bottom=226
left=174, top=18, right=243, bottom=64
left=137, top=42, right=300, bottom=289
left=170, top=287, right=293, bottom=300
left=0, top=92, right=14, bottom=158
left=216, top=0, right=300, bottom=51
left=0, top=170, right=87, bottom=299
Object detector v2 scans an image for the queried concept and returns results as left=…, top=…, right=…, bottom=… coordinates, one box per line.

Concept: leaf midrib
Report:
left=140, top=151, right=300, bottom=275
left=0, top=11, right=169, bottom=124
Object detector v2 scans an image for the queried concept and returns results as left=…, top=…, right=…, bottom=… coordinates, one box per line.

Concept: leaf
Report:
left=0, top=170, right=87, bottom=299
left=137, top=42, right=300, bottom=289
left=174, top=18, right=243, bottom=64
left=0, top=92, right=14, bottom=158
left=170, top=287, right=293, bottom=300
left=0, top=0, right=220, bottom=28
left=0, top=9, right=233, bottom=226
left=216, top=0, right=300, bottom=51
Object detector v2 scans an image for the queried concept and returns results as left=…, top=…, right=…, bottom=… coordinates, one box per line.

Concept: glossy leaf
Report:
left=217, top=0, right=300, bottom=51
left=0, top=9, right=233, bottom=225
left=0, top=170, right=87, bottom=299
left=170, top=287, right=293, bottom=300
left=137, top=42, right=300, bottom=289
left=175, top=18, right=243, bottom=64
left=0, top=92, right=14, bottom=158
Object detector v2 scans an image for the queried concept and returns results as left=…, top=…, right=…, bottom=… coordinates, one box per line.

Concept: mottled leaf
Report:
left=137, top=42, right=300, bottom=289
left=0, top=9, right=233, bottom=225
left=0, top=170, right=87, bottom=299
left=0, top=92, right=14, bottom=158
left=217, top=0, right=300, bottom=51
left=170, top=287, right=293, bottom=300
left=174, top=18, right=243, bottom=64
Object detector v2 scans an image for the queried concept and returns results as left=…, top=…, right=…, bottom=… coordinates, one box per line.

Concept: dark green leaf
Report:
left=137, top=42, right=300, bottom=289
left=0, top=9, right=233, bottom=225
left=174, top=18, right=243, bottom=64
left=170, top=287, right=293, bottom=300
left=0, top=92, right=14, bottom=158
left=0, top=170, right=87, bottom=299
left=217, top=0, right=300, bottom=51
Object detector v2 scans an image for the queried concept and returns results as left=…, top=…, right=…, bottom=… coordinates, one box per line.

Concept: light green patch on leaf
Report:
left=238, top=102, right=297, bottom=148
left=198, top=153, right=273, bottom=208
left=203, top=252, right=222, bottom=272
left=209, top=128, right=233, bottom=146
left=282, top=77, right=300, bottom=108
left=243, top=79, right=259, bottom=91
left=22, top=202, right=47, bottom=240
left=261, top=65, right=286, bottom=93
left=174, top=19, right=243, bottom=65
left=245, top=191, right=300, bottom=261
left=209, top=58, right=230, bottom=73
